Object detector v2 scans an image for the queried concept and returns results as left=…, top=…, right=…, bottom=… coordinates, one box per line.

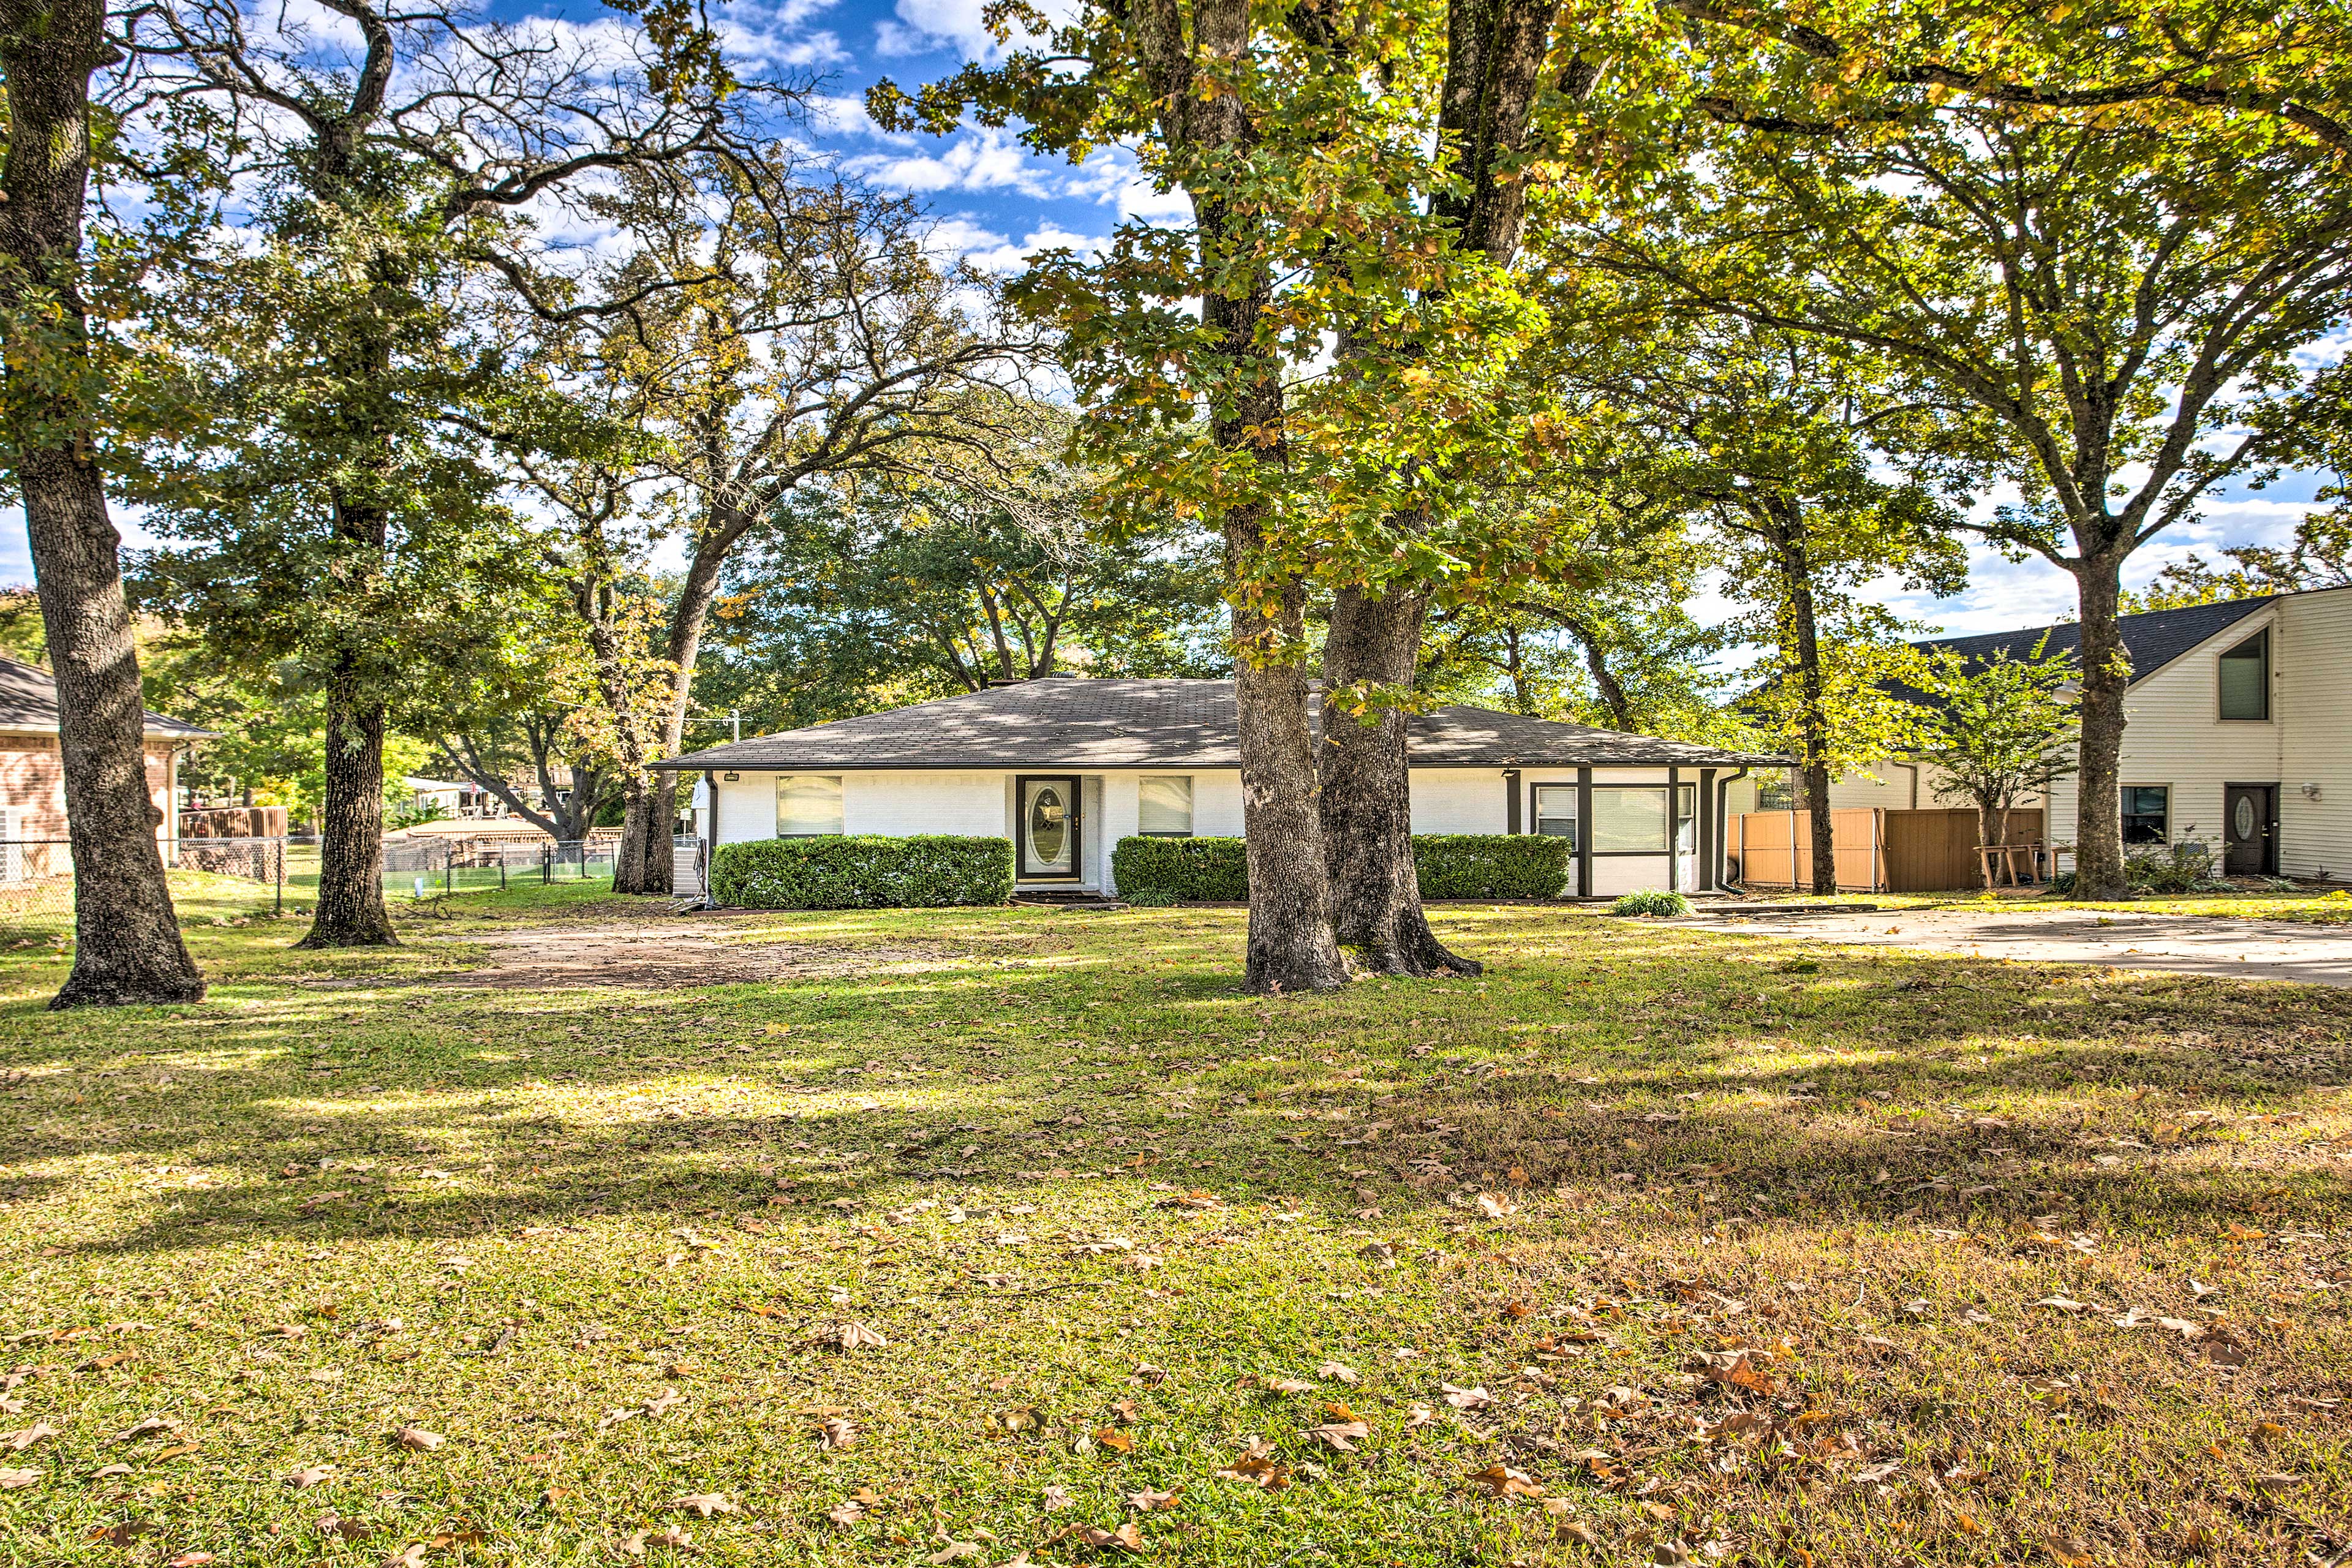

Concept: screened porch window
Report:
left=1591, top=786, right=1671, bottom=853
left=1532, top=785, right=1577, bottom=843
left=774, top=774, right=845, bottom=836
left=2218, top=629, right=2270, bottom=720
left=1138, top=775, right=1194, bottom=836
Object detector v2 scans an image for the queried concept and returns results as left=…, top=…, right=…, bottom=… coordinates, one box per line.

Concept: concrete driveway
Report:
left=1668, top=903, right=2352, bottom=988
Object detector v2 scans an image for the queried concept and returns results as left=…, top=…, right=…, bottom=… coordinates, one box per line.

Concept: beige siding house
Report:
left=1739, top=587, right=2352, bottom=881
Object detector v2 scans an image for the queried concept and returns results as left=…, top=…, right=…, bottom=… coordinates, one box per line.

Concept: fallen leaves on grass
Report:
left=1091, top=1427, right=1135, bottom=1455
left=619, top=1526, right=694, bottom=1556
left=394, top=1426, right=445, bottom=1452
left=119, top=1415, right=177, bottom=1442
left=1, top=1421, right=58, bottom=1452
left=1214, top=1438, right=1291, bottom=1490
left=1441, top=1384, right=1493, bottom=1410
left=0, top=1467, right=40, bottom=1490
left=815, top=1416, right=858, bottom=1449
left=826, top=1487, right=881, bottom=1525
left=1467, top=1463, right=1543, bottom=1499
left=673, top=1493, right=734, bottom=1518
left=1041, top=1483, right=1074, bottom=1512
left=1049, top=1521, right=1144, bottom=1552
left=1318, top=1361, right=1357, bottom=1384
left=1683, top=1351, right=1776, bottom=1395
left=1124, top=1487, right=1179, bottom=1512
left=929, top=1543, right=982, bottom=1563
left=1305, top=1417, right=1370, bottom=1452
left=287, top=1465, right=336, bottom=1489
left=824, top=1321, right=888, bottom=1353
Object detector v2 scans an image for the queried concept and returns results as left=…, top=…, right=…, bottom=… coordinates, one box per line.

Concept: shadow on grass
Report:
left=5, top=902, right=2346, bottom=1261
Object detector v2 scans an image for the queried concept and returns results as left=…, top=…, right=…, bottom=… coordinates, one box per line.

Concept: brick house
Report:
left=0, top=655, right=210, bottom=876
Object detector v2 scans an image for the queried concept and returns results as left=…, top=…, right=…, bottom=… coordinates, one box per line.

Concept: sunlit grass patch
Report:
left=0, top=895, right=2346, bottom=1565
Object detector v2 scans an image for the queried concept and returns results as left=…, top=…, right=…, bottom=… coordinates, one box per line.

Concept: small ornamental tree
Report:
left=1920, top=638, right=2080, bottom=864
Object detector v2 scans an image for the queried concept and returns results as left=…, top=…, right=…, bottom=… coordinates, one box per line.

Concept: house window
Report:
left=1675, top=785, right=1697, bottom=856
left=1138, top=775, right=1194, bottom=837
left=1532, top=785, right=1577, bottom=843
left=774, top=774, right=844, bottom=836
left=1591, top=786, right=1671, bottom=853
left=1755, top=770, right=1795, bottom=810
left=2120, top=785, right=2169, bottom=845
left=2218, top=629, right=2269, bottom=720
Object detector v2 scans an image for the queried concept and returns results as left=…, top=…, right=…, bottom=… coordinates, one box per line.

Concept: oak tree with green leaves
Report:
left=131, top=0, right=731, bottom=944
left=0, top=0, right=206, bottom=1005
left=874, top=0, right=1630, bottom=983
left=1919, top=636, right=2080, bottom=863
left=1570, top=0, right=2352, bottom=898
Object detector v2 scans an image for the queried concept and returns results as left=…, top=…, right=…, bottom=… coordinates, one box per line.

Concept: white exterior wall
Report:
left=2280, top=589, right=2352, bottom=880
left=2043, top=605, right=2288, bottom=857
left=1409, top=767, right=1509, bottom=833
left=1190, top=771, right=1246, bottom=835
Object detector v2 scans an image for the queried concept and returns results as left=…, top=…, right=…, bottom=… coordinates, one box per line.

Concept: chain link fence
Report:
left=0, top=832, right=625, bottom=947
left=382, top=837, right=617, bottom=900
left=0, top=836, right=288, bottom=947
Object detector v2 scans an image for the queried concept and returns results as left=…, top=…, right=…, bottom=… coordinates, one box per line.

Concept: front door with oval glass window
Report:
left=1018, top=775, right=1081, bottom=880
left=2223, top=784, right=2274, bottom=876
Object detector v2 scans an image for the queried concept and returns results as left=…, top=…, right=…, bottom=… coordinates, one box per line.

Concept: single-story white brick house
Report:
left=657, top=676, right=1774, bottom=898
left=1758, top=586, right=2352, bottom=880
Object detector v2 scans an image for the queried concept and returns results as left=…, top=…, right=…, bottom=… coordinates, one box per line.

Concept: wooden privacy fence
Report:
left=1730, top=807, right=2045, bottom=892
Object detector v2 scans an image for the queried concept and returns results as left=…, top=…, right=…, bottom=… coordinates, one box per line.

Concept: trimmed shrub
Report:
left=1609, top=888, right=1691, bottom=917
left=1110, top=835, right=1248, bottom=902
left=1412, top=834, right=1575, bottom=899
left=709, top=835, right=1014, bottom=910
left=1110, top=833, right=1576, bottom=903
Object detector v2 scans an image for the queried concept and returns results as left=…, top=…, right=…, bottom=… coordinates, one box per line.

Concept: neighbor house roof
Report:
left=1912, top=595, right=2275, bottom=684
left=0, top=656, right=213, bottom=740
left=655, top=676, right=1774, bottom=773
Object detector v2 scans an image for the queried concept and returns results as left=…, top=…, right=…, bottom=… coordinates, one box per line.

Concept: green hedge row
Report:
left=709, top=835, right=1015, bottom=909
left=1111, top=834, right=1575, bottom=902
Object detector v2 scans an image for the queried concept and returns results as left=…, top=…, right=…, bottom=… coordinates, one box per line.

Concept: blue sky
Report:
left=1, top=0, right=2324, bottom=643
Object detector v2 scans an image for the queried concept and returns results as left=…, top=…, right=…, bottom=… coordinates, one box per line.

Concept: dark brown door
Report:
left=2223, top=785, right=2274, bottom=876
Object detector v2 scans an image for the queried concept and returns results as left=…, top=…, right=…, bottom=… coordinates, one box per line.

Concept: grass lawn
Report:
left=2, top=890, right=2348, bottom=1567
left=1723, top=888, right=2352, bottom=924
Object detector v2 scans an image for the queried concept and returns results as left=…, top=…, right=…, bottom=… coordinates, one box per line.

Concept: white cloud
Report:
left=876, top=0, right=1077, bottom=62
left=922, top=216, right=1102, bottom=274
left=843, top=126, right=1065, bottom=198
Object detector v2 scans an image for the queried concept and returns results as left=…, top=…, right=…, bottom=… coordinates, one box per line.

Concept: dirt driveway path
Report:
left=1668, top=903, right=2352, bottom=987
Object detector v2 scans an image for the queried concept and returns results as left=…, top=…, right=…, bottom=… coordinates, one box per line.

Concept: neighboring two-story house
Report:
left=1741, top=587, right=2352, bottom=881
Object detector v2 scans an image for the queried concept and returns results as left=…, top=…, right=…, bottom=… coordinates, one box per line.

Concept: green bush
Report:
left=1609, top=888, right=1691, bottom=917
left=1110, top=836, right=1248, bottom=902
left=1412, top=834, right=1575, bottom=899
left=1110, top=834, right=1575, bottom=903
left=709, top=835, right=1014, bottom=909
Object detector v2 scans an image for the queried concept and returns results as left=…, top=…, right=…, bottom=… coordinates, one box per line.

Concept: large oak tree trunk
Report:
left=1319, top=584, right=1479, bottom=976
left=1314, top=0, right=1564, bottom=960
left=2069, top=558, right=2132, bottom=899
left=617, top=521, right=731, bottom=896
left=1773, top=521, right=1839, bottom=897
left=0, top=0, right=206, bottom=1005
left=298, top=662, right=396, bottom=946
left=1226, top=524, right=1350, bottom=993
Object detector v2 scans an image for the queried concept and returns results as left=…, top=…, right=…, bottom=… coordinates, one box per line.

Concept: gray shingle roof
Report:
left=655, top=677, right=1773, bottom=772
left=0, top=656, right=212, bottom=739
left=1912, top=596, right=2274, bottom=683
